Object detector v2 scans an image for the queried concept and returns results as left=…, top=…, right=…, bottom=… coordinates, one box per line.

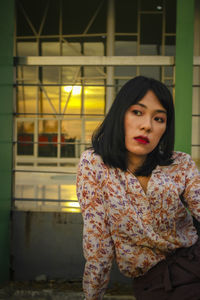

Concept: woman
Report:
left=76, top=76, right=200, bottom=300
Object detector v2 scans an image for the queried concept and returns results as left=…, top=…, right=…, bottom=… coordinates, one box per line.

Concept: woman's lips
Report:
left=134, top=136, right=150, bottom=144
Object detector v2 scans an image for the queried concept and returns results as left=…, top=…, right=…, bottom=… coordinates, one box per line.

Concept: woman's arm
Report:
left=76, top=151, right=114, bottom=300
left=182, top=154, right=200, bottom=222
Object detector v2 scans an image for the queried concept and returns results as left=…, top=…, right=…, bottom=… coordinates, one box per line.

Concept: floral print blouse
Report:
left=76, top=149, right=200, bottom=300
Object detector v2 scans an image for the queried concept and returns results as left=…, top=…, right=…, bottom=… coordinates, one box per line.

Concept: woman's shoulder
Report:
left=171, top=151, right=192, bottom=164
left=79, top=149, right=106, bottom=170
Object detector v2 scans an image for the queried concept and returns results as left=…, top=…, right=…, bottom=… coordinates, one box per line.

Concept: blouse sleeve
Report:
left=76, top=151, right=115, bottom=300
left=182, top=154, right=200, bottom=222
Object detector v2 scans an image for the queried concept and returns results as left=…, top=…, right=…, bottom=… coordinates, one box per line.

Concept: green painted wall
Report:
left=175, top=0, right=194, bottom=154
left=0, top=0, right=14, bottom=282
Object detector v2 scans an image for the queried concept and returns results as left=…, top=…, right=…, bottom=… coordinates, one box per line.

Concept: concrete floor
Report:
left=0, top=281, right=136, bottom=300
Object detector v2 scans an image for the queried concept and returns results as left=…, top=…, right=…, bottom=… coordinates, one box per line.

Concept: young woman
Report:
left=76, top=76, right=200, bottom=300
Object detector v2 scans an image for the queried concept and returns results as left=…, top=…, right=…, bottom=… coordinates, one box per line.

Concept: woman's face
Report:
left=124, top=90, right=167, bottom=164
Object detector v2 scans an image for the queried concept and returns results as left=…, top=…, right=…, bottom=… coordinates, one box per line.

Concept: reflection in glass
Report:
left=40, top=86, right=59, bottom=115
left=17, top=121, right=34, bottom=155
left=62, top=66, right=81, bottom=84
left=61, top=120, right=81, bottom=158
left=17, top=86, right=37, bottom=115
left=61, top=86, right=81, bottom=114
left=17, top=66, right=37, bottom=83
left=38, top=120, right=58, bottom=157
left=62, top=42, right=81, bottom=56
left=17, top=42, right=38, bottom=56
left=84, top=86, right=105, bottom=115
left=42, top=42, right=60, bottom=56
left=42, top=67, right=60, bottom=84
left=85, top=120, right=102, bottom=144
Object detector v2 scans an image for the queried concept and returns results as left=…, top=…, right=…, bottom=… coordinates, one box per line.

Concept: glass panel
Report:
left=84, top=66, right=105, bottom=79
left=164, top=66, right=174, bottom=78
left=38, top=120, right=58, bottom=157
left=85, top=120, right=102, bottom=144
left=41, top=1, right=59, bottom=35
left=39, top=86, right=59, bottom=115
left=165, top=38, right=176, bottom=55
left=61, top=85, right=81, bottom=114
left=192, top=86, right=200, bottom=169
left=115, top=0, right=137, bottom=33
left=62, top=42, right=81, bottom=56
left=115, top=41, right=137, bottom=56
left=17, top=121, right=34, bottom=155
left=140, top=14, right=162, bottom=46
left=84, top=42, right=104, bottom=56
left=61, top=120, right=82, bottom=158
left=42, top=67, right=60, bottom=84
left=17, top=42, right=38, bottom=56
left=165, top=0, right=176, bottom=33
left=115, top=66, right=137, bottom=78
left=42, top=42, right=60, bottom=56
left=84, top=86, right=105, bottom=115
left=61, top=183, right=77, bottom=201
left=163, top=78, right=173, bottom=87
left=17, top=66, right=38, bottom=83
left=17, top=86, right=37, bottom=115
left=141, top=0, right=163, bottom=11
left=192, top=147, right=200, bottom=169
left=140, top=66, right=161, bottom=80
left=192, top=116, right=200, bottom=146
left=62, top=66, right=81, bottom=84
left=140, top=44, right=159, bottom=55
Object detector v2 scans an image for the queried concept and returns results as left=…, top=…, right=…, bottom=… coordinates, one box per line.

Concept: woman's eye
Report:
left=132, top=110, right=142, bottom=116
left=154, top=116, right=165, bottom=123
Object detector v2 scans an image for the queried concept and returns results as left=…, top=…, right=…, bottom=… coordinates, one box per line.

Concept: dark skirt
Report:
left=132, top=239, right=200, bottom=300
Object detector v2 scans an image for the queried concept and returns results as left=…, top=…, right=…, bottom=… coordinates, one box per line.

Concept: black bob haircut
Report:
left=92, top=75, right=175, bottom=176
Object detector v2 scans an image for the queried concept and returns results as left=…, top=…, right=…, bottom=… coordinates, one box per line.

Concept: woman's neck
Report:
left=127, top=153, right=146, bottom=173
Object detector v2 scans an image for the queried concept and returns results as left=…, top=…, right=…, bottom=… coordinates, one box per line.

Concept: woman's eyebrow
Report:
left=135, top=103, right=167, bottom=114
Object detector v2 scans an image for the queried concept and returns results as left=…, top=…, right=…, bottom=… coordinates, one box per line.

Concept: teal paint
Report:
left=175, top=0, right=195, bottom=153
left=0, top=0, right=14, bottom=282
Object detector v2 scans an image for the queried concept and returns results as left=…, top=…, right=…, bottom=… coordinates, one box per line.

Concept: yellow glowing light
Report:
left=63, top=85, right=82, bottom=95
left=62, top=207, right=81, bottom=213
left=65, top=202, right=80, bottom=208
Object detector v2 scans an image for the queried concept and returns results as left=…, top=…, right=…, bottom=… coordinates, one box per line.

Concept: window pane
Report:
left=62, top=66, right=81, bottom=84
left=17, top=66, right=38, bottom=83
left=61, top=86, right=81, bottom=114
left=115, top=66, right=137, bottom=78
left=42, top=42, right=60, bottom=56
left=116, top=0, right=137, bottom=33
left=141, top=0, right=163, bottom=11
left=17, top=42, right=38, bottom=56
left=165, top=0, right=176, bottom=33
left=84, top=66, right=105, bottom=79
left=38, top=120, right=58, bottom=157
left=140, top=44, right=159, bottom=55
left=140, top=14, right=162, bottom=46
left=17, top=86, right=37, bottom=115
left=40, top=87, right=59, bottom=115
left=61, top=120, right=82, bottom=158
left=85, top=120, right=102, bottom=144
left=62, top=42, right=81, bottom=56
left=84, top=42, right=104, bottom=56
left=42, top=67, right=60, bottom=84
left=84, top=86, right=105, bottom=115
left=115, top=41, right=137, bottom=56
left=140, top=66, right=161, bottom=80
left=17, top=121, right=34, bottom=156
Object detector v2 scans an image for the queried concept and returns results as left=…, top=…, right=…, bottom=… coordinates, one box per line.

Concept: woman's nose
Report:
left=140, top=117, right=152, bottom=131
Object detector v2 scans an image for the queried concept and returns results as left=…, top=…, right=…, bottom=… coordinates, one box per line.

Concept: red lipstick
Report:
left=134, top=136, right=150, bottom=144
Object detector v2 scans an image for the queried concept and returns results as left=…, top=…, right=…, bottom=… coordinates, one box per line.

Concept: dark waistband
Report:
left=133, top=239, right=200, bottom=292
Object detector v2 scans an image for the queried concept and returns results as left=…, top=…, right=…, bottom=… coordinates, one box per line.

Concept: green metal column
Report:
left=0, top=0, right=14, bottom=283
left=175, top=0, right=195, bottom=153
